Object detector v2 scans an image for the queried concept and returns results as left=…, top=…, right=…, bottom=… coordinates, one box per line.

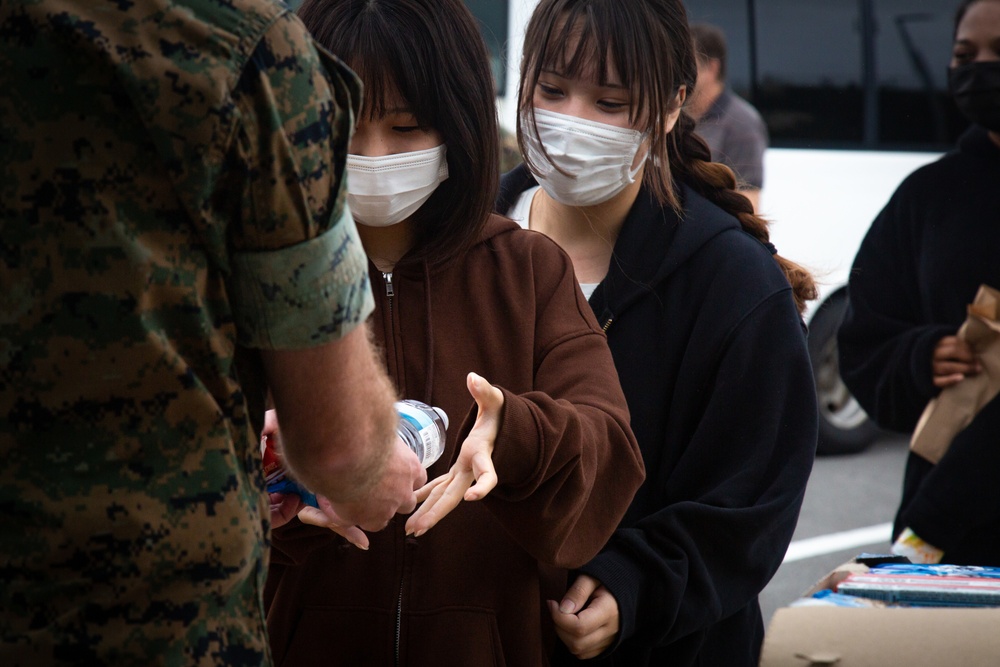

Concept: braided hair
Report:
left=668, top=111, right=817, bottom=313
left=519, top=0, right=817, bottom=313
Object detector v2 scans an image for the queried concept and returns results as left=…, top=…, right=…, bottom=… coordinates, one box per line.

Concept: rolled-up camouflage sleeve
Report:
left=223, top=11, right=372, bottom=350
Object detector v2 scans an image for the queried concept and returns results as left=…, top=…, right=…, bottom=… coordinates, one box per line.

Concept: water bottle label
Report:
left=396, top=400, right=446, bottom=468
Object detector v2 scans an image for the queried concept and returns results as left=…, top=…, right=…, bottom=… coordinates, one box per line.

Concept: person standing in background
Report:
left=688, top=22, right=769, bottom=212
left=838, top=0, right=1000, bottom=567
left=0, top=0, right=424, bottom=664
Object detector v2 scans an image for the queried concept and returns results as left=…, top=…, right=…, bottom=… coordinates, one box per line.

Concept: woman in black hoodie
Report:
left=838, top=0, right=1000, bottom=566
left=496, top=1, right=819, bottom=665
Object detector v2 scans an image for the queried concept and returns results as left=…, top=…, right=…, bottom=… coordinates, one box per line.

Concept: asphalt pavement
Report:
left=759, top=432, right=911, bottom=624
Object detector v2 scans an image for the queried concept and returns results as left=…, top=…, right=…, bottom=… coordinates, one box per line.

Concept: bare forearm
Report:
left=261, top=323, right=398, bottom=503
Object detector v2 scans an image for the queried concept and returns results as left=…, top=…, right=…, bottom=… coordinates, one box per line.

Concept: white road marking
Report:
left=783, top=522, right=894, bottom=563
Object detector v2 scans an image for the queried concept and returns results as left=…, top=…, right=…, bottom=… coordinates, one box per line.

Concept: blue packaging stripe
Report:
left=267, top=477, right=318, bottom=508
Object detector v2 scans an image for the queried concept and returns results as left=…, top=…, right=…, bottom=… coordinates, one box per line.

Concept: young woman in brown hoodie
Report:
left=262, top=1, right=645, bottom=665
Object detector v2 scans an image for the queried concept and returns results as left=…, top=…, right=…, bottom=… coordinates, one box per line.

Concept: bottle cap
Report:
left=433, top=407, right=449, bottom=430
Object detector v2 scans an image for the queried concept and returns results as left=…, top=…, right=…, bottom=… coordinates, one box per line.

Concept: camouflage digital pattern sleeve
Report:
left=222, top=12, right=373, bottom=350
left=0, top=2, right=365, bottom=665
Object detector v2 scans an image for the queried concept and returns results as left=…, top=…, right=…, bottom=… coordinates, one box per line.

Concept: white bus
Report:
left=467, top=0, right=966, bottom=455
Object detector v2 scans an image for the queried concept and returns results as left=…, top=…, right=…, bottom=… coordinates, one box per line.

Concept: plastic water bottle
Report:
left=261, top=400, right=449, bottom=504
left=394, top=399, right=449, bottom=468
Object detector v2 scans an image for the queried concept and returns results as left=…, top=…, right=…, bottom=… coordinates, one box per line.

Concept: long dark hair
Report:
left=299, top=0, right=500, bottom=267
left=518, top=0, right=816, bottom=313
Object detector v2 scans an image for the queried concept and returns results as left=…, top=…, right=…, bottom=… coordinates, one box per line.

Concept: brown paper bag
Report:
left=911, top=284, right=1000, bottom=464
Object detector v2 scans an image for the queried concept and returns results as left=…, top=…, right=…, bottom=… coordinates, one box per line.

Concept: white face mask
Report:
left=346, top=145, right=449, bottom=227
left=520, top=108, right=648, bottom=207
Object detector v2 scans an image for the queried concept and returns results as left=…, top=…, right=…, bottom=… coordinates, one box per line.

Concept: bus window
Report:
left=875, top=1, right=960, bottom=147
left=756, top=0, right=865, bottom=146
left=685, top=0, right=965, bottom=151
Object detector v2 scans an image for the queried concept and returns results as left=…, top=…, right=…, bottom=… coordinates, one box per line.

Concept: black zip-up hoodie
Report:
left=498, top=166, right=817, bottom=667
left=838, top=126, right=1000, bottom=565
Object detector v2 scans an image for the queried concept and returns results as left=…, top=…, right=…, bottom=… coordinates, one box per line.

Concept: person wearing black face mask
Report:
left=838, top=0, right=1000, bottom=567
left=949, top=24, right=1000, bottom=134
left=950, top=61, right=1000, bottom=132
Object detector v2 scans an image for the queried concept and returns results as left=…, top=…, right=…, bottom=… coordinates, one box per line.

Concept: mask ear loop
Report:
left=625, top=130, right=652, bottom=182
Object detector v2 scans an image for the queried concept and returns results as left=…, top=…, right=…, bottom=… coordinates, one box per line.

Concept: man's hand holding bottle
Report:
left=263, top=409, right=426, bottom=549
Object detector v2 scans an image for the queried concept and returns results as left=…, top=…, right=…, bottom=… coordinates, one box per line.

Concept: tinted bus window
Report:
left=685, top=0, right=966, bottom=150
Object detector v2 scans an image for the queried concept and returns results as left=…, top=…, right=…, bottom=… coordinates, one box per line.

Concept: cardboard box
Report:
left=759, top=561, right=1000, bottom=666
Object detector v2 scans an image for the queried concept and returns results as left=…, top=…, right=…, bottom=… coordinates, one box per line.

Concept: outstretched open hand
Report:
left=404, top=372, right=503, bottom=537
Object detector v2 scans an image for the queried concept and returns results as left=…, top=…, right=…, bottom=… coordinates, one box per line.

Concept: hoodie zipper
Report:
left=598, top=307, right=614, bottom=332
left=383, top=272, right=395, bottom=318
left=395, top=536, right=417, bottom=665
left=385, top=268, right=403, bottom=666
left=394, top=583, right=403, bottom=666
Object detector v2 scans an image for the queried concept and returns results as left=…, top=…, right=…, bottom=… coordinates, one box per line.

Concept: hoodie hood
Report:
left=391, top=213, right=523, bottom=280
left=498, top=164, right=753, bottom=326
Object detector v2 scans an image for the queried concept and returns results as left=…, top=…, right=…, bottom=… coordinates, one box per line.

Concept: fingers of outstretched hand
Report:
left=401, top=375, right=503, bottom=537
left=460, top=374, right=501, bottom=502
left=414, top=474, right=448, bottom=503
left=464, top=450, right=497, bottom=501
left=405, top=470, right=472, bottom=537
left=468, top=372, right=504, bottom=419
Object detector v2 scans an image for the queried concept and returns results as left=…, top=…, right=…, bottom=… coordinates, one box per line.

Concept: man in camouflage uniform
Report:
left=0, top=1, right=425, bottom=664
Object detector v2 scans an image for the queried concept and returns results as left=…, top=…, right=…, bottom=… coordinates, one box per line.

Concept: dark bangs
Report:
left=298, top=0, right=499, bottom=267
left=307, top=4, right=435, bottom=128
left=518, top=0, right=696, bottom=206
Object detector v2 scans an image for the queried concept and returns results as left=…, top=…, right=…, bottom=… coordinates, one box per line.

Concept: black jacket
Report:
left=838, top=126, right=1000, bottom=565
left=498, top=166, right=817, bottom=667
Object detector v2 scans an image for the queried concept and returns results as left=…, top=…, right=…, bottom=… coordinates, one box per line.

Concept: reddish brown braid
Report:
left=664, top=112, right=817, bottom=314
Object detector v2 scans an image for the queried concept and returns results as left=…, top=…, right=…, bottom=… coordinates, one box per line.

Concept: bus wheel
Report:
left=807, top=289, right=880, bottom=455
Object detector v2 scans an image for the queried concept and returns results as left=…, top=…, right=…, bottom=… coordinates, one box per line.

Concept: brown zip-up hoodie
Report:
left=265, top=216, right=644, bottom=666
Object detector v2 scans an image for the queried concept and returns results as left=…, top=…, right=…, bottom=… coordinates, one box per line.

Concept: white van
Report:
left=469, top=0, right=966, bottom=454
